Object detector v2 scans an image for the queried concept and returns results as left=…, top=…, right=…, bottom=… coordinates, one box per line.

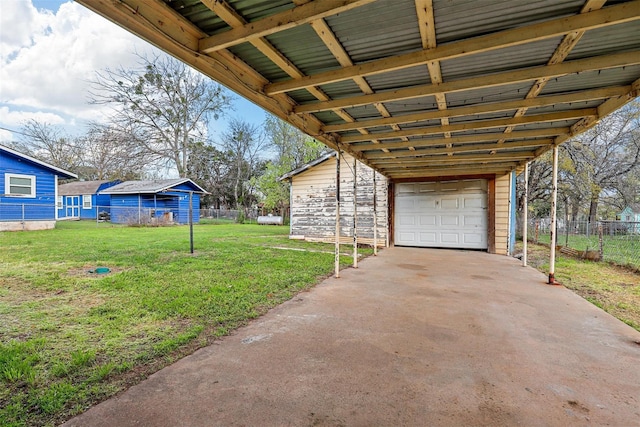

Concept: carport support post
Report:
left=522, top=162, right=529, bottom=267
left=189, top=191, right=194, bottom=254
left=335, top=151, right=341, bottom=278
left=353, top=157, right=358, bottom=268
left=549, top=145, right=559, bottom=284
left=373, top=169, right=377, bottom=256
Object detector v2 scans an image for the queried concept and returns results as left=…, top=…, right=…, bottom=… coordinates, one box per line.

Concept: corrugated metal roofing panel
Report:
left=383, top=96, right=440, bottom=115
left=265, top=25, right=341, bottom=77
left=516, top=121, right=580, bottom=131
left=440, top=37, right=564, bottom=81
left=433, top=0, right=584, bottom=44
left=227, top=0, right=294, bottom=22
left=567, top=20, right=640, bottom=60
left=227, top=43, right=290, bottom=83
left=448, top=111, right=519, bottom=124
left=525, top=100, right=602, bottom=116
left=540, top=65, right=640, bottom=95
left=312, top=111, right=348, bottom=126
left=342, top=104, right=386, bottom=120
left=364, top=65, right=431, bottom=93
left=164, top=0, right=227, bottom=35
left=445, top=82, right=530, bottom=108
left=324, top=0, right=422, bottom=63
left=318, top=79, right=366, bottom=101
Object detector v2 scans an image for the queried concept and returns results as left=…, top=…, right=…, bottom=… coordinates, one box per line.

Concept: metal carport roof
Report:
left=75, top=0, right=640, bottom=179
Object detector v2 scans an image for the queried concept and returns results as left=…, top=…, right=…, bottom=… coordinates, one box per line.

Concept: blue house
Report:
left=617, top=204, right=640, bottom=233
left=99, top=179, right=206, bottom=224
left=1, top=144, right=77, bottom=231
left=57, top=180, right=121, bottom=220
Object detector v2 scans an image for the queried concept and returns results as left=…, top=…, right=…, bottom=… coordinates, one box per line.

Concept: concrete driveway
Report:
left=64, top=247, right=640, bottom=426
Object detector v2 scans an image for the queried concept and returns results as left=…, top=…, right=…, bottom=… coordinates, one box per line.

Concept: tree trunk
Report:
left=588, top=194, right=599, bottom=225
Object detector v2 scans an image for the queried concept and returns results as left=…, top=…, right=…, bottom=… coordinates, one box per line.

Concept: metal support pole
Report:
left=189, top=192, right=194, bottom=254
left=353, top=157, right=358, bottom=268
left=138, top=194, right=141, bottom=225
left=549, top=145, right=559, bottom=284
left=373, top=169, right=378, bottom=256
left=522, top=162, right=529, bottom=267
left=335, top=151, right=341, bottom=278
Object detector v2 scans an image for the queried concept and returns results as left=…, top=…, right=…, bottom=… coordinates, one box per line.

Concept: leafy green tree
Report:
left=255, top=115, right=327, bottom=213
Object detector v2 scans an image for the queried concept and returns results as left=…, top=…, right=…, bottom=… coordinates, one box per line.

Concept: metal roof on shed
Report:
left=76, top=0, right=640, bottom=179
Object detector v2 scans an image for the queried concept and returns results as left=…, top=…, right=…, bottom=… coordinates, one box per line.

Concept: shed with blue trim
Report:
left=58, top=180, right=121, bottom=220
left=99, top=179, right=206, bottom=225
left=1, top=144, right=77, bottom=231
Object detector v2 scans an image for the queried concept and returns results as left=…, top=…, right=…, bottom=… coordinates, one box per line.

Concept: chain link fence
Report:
left=0, top=202, right=260, bottom=227
left=527, top=218, right=640, bottom=270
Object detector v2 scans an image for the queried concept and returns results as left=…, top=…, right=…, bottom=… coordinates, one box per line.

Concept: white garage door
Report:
left=394, top=180, right=488, bottom=249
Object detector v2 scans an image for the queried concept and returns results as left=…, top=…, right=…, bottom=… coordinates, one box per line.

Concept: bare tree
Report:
left=90, top=54, right=232, bottom=177
left=77, top=124, right=151, bottom=180
left=16, top=120, right=84, bottom=172
left=563, top=101, right=640, bottom=223
left=221, top=118, right=267, bottom=211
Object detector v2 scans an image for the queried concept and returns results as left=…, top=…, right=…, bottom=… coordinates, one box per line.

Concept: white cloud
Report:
left=0, top=106, right=66, bottom=127
left=0, top=128, right=14, bottom=143
left=0, top=0, right=158, bottom=127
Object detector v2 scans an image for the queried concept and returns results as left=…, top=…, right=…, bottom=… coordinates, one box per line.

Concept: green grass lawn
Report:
left=0, top=221, right=363, bottom=427
left=519, top=241, right=640, bottom=331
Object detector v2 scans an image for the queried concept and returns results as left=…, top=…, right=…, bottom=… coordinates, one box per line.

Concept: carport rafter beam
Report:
left=198, top=0, right=376, bottom=53
left=381, top=161, right=520, bottom=172
left=340, top=109, right=594, bottom=144
left=387, top=164, right=517, bottom=177
left=351, top=130, right=564, bottom=152
left=371, top=152, right=536, bottom=166
left=365, top=139, right=551, bottom=160
left=266, top=1, right=640, bottom=95
left=322, top=86, right=629, bottom=133
left=294, top=51, right=640, bottom=114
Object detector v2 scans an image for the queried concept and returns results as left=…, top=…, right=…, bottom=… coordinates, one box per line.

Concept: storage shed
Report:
left=58, top=180, right=120, bottom=220
left=99, top=179, right=206, bottom=225
left=281, top=152, right=388, bottom=247
left=282, top=152, right=517, bottom=254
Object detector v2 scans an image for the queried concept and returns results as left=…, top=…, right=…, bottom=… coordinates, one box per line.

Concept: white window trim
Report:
left=82, top=194, right=92, bottom=209
left=57, top=196, right=63, bottom=209
left=5, top=173, right=36, bottom=198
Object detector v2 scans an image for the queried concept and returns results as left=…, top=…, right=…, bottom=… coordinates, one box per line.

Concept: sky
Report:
left=0, top=0, right=269, bottom=145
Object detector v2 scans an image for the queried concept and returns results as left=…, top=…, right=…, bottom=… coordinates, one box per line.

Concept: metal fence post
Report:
left=598, top=223, right=604, bottom=262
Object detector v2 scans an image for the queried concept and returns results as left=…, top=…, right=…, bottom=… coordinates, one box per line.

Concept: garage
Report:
left=394, top=180, right=488, bottom=249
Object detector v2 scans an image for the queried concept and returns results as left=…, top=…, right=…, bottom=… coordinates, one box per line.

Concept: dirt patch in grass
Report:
left=518, top=242, right=640, bottom=331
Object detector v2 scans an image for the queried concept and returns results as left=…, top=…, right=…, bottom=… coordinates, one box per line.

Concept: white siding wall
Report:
left=290, top=153, right=388, bottom=246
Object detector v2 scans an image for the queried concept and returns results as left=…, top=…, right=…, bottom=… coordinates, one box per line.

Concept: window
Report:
left=82, top=195, right=92, bottom=209
left=57, top=196, right=63, bottom=209
left=5, top=173, right=36, bottom=197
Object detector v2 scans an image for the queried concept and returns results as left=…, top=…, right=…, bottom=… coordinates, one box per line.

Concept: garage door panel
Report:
left=441, top=215, right=459, bottom=226
left=420, top=215, right=436, bottom=226
left=417, top=199, right=437, bottom=209
left=419, top=232, right=437, bottom=244
left=441, top=198, right=459, bottom=209
left=463, top=197, right=485, bottom=208
left=395, top=180, right=488, bottom=249
left=464, top=215, right=484, bottom=226
left=464, top=233, right=483, bottom=244
left=440, top=233, right=460, bottom=244
left=398, top=215, right=416, bottom=226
